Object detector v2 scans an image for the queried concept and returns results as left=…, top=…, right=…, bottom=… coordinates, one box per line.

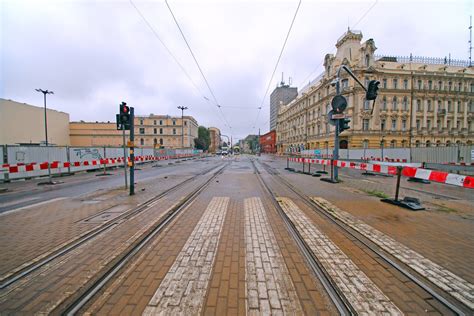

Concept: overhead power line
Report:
left=252, top=0, right=302, bottom=129
left=165, top=0, right=231, bottom=129
left=129, top=0, right=203, bottom=98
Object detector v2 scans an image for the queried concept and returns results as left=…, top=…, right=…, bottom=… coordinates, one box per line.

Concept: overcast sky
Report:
left=1, top=0, right=472, bottom=141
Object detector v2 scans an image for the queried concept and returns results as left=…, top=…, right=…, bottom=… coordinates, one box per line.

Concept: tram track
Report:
left=250, top=159, right=352, bottom=315
left=252, top=158, right=469, bottom=315
left=0, top=163, right=223, bottom=290
left=62, top=162, right=228, bottom=315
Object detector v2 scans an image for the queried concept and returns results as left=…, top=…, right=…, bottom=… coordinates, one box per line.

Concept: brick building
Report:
left=259, top=130, right=277, bottom=153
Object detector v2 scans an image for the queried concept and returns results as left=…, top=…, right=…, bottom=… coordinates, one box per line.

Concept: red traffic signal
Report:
left=120, top=102, right=129, bottom=114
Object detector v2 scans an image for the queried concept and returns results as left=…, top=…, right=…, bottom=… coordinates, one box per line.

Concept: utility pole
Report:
left=129, top=107, right=135, bottom=196
left=35, top=88, right=55, bottom=185
left=177, top=106, right=188, bottom=148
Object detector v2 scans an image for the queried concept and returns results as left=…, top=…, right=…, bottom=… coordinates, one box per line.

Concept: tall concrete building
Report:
left=269, top=80, right=298, bottom=131
left=276, top=29, right=474, bottom=153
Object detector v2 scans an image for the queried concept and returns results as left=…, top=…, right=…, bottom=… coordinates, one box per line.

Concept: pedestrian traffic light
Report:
left=366, top=80, right=380, bottom=100
left=331, top=95, right=347, bottom=113
left=339, top=118, right=351, bottom=132
left=119, top=102, right=131, bottom=130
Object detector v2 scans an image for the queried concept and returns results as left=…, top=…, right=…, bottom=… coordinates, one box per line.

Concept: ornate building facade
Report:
left=276, top=30, right=474, bottom=153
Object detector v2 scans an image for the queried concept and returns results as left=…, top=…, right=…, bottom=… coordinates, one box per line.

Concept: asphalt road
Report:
left=0, top=157, right=212, bottom=214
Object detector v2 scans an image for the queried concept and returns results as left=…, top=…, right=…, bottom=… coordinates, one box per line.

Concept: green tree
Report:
left=194, top=126, right=211, bottom=150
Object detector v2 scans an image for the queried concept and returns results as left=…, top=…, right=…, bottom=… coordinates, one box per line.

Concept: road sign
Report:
left=332, top=113, right=345, bottom=119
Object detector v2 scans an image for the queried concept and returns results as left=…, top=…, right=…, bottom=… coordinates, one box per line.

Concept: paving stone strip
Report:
left=277, top=197, right=402, bottom=315
left=244, top=197, right=303, bottom=314
left=143, top=197, right=229, bottom=315
left=311, top=197, right=474, bottom=310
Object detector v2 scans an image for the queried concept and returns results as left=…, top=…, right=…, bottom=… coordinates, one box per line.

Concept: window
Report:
left=438, top=100, right=442, bottom=111
left=448, top=101, right=452, bottom=112
left=447, top=120, right=451, bottom=129
left=154, top=120, right=157, bottom=125
left=415, top=140, right=420, bottom=147
left=471, top=83, right=474, bottom=93
left=428, top=80, right=432, bottom=90
left=365, top=54, right=370, bottom=66
left=154, top=128, right=157, bottom=134
left=159, top=120, right=163, bottom=125
left=427, top=120, right=431, bottom=130
left=364, top=100, right=371, bottom=110
left=391, top=119, right=396, bottom=131
left=402, top=119, right=407, bottom=131
left=416, top=119, right=421, bottom=130
left=402, top=97, right=408, bottom=111
left=427, top=100, right=432, bottom=112
left=418, top=80, right=422, bottom=89
left=438, top=81, right=443, bottom=90
left=381, top=119, right=386, bottom=130
left=390, top=140, right=396, bottom=148
left=437, top=119, right=441, bottom=129
left=173, top=128, right=176, bottom=135
left=362, top=119, right=370, bottom=131
left=392, top=96, right=398, bottom=110
left=457, top=120, right=461, bottom=128
left=416, top=99, right=421, bottom=112
left=159, top=128, right=163, bottom=134
left=448, top=81, right=452, bottom=91
left=403, top=79, right=408, bottom=89
left=341, top=79, right=349, bottom=89
left=139, top=128, right=145, bottom=134
left=154, top=138, right=157, bottom=145
left=160, top=138, right=163, bottom=145
left=172, top=120, right=176, bottom=125
left=458, top=101, right=463, bottom=112
left=382, top=78, right=387, bottom=88
left=140, top=119, right=144, bottom=125
left=393, top=79, right=398, bottom=89
left=382, top=97, right=387, bottom=110
left=140, top=138, right=144, bottom=145
left=426, top=140, right=431, bottom=147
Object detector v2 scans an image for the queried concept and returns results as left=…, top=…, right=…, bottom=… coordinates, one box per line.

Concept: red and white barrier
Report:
left=288, top=157, right=474, bottom=189
left=0, top=154, right=198, bottom=179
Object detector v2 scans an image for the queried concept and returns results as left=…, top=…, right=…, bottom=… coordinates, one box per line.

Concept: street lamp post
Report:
left=35, top=88, right=54, bottom=184
left=177, top=106, right=188, bottom=148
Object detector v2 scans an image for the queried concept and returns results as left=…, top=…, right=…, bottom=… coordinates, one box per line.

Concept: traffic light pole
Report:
left=122, top=128, right=128, bottom=189
left=130, top=107, right=135, bottom=196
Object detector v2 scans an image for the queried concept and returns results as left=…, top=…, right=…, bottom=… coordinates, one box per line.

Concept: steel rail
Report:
left=257, top=159, right=467, bottom=316
left=250, top=159, right=352, bottom=315
left=0, top=162, right=222, bottom=290
left=63, top=163, right=228, bottom=315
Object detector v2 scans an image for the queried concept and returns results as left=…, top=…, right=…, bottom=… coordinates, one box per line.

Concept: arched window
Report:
left=415, top=140, right=420, bottom=147
left=392, top=96, right=398, bottom=110
left=140, top=138, right=144, bottom=146
left=390, top=140, right=396, bottom=148
left=426, top=140, right=431, bottom=147
left=160, top=138, right=163, bottom=145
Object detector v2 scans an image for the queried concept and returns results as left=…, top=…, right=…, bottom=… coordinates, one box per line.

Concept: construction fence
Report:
left=1, top=145, right=203, bottom=182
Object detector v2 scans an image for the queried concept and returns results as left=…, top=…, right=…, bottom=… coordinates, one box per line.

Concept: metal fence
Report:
left=1, top=145, right=202, bottom=181
left=299, top=145, right=474, bottom=164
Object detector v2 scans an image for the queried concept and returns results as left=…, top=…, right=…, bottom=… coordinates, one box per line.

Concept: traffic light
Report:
left=366, top=80, right=380, bottom=100
left=338, top=118, right=351, bottom=132
left=119, top=102, right=131, bottom=130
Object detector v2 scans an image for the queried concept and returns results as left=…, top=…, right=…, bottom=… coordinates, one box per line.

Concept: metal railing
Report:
left=375, top=55, right=471, bottom=67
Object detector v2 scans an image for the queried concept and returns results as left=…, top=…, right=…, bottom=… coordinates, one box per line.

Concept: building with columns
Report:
left=276, top=29, right=474, bottom=153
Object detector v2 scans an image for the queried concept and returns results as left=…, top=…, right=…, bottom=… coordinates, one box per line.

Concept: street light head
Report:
left=35, top=89, right=41, bottom=92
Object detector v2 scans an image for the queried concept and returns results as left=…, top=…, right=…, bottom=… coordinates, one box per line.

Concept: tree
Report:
left=194, top=126, right=211, bottom=150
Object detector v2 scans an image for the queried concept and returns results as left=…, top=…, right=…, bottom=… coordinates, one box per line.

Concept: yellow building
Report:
left=70, top=114, right=199, bottom=148
left=208, top=127, right=221, bottom=153
left=276, top=30, right=474, bottom=153
left=0, top=98, right=70, bottom=146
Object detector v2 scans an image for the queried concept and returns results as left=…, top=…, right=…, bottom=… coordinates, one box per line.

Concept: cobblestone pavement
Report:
left=263, top=155, right=474, bottom=285
left=0, top=159, right=214, bottom=278
left=1, top=155, right=471, bottom=314
left=311, top=197, right=474, bottom=310
left=143, top=197, right=229, bottom=314
left=278, top=197, right=402, bottom=314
